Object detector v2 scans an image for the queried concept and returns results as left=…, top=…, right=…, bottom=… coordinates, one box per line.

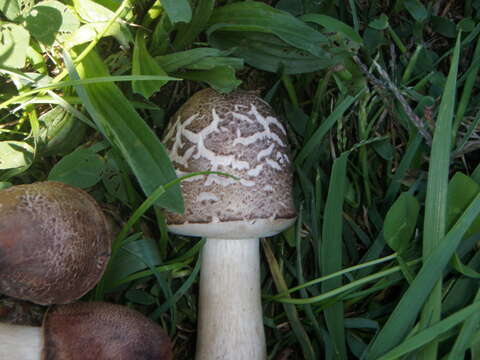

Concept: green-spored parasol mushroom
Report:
left=0, top=181, right=111, bottom=305
left=0, top=301, right=173, bottom=360
left=162, top=88, right=296, bottom=359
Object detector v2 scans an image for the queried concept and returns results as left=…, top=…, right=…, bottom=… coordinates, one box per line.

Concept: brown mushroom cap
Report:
left=0, top=181, right=111, bottom=305
left=42, top=302, right=173, bottom=360
left=162, top=88, right=296, bottom=238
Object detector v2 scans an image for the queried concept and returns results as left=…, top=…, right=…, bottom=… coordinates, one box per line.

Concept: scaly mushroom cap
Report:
left=42, top=302, right=173, bottom=360
left=162, top=89, right=296, bottom=238
left=0, top=181, right=111, bottom=305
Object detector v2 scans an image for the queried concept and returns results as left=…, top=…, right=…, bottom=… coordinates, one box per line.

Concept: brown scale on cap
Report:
left=42, top=302, right=173, bottom=360
left=0, top=181, right=111, bottom=305
left=162, top=88, right=296, bottom=225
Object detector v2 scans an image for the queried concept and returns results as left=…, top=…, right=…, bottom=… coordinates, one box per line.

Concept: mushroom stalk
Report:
left=197, top=238, right=265, bottom=360
left=0, top=323, right=42, bottom=360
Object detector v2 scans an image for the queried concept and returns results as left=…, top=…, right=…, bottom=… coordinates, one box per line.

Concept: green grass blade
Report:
left=384, top=132, right=422, bottom=205
left=295, top=205, right=324, bottom=344
left=418, top=34, right=461, bottom=359
left=366, top=192, right=480, bottom=359
left=321, top=152, right=349, bottom=359
left=378, top=300, right=480, bottom=360
left=453, top=35, right=480, bottom=139
left=294, top=95, right=357, bottom=165
left=447, top=288, right=480, bottom=359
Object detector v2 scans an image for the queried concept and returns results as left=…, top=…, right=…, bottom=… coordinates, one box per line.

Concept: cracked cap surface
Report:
left=162, top=89, right=296, bottom=238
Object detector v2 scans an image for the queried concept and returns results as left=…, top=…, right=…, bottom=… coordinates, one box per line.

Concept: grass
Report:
left=1, top=0, right=480, bottom=359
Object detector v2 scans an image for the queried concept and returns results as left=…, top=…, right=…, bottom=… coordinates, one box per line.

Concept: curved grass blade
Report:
left=378, top=300, right=480, bottom=360
left=366, top=192, right=480, bottom=359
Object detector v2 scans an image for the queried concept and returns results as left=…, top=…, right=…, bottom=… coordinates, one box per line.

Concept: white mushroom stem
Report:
left=0, top=322, right=42, bottom=360
left=197, top=238, right=266, bottom=360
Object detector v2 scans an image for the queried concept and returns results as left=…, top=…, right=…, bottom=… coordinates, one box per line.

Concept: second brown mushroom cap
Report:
left=0, top=181, right=111, bottom=305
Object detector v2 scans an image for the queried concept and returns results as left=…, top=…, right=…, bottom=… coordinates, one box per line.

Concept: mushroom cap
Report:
left=42, top=302, right=173, bottom=360
left=162, top=88, right=296, bottom=239
left=0, top=181, right=111, bottom=305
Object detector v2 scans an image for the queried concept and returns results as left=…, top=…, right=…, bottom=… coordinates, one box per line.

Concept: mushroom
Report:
left=162, top=89, right=296, bottom=359
left=0, top=181, right=111, bottom=305
left=0, top=301, right=173, bottom=359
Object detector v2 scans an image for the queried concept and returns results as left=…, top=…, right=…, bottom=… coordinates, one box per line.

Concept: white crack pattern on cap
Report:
left=162, top=89, right=296, bottom=224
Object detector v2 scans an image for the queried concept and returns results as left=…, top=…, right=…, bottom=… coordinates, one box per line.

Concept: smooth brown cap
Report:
left=0, top=181, right=111, bottom=305
left=42, top=302, right=173, bottom=360
left=162, top=89, right=296, bottom=230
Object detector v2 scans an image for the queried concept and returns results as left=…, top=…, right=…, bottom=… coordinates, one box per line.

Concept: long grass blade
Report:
left=321, top=152, right=349, bottom=359
left=378, top=299, right=480, bottom=360
left=366, top=191, right=480, bottom=359
left=418, top=34, right=461, bottom=359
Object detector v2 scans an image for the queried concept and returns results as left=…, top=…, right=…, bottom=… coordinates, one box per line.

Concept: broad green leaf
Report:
left=132, top=31, right=168, bottom=98
left=431, top=16, right=457, bottom=38
left=161, top=0, right=192, bottom=24
left=67, top=22, right=131, bottom=48
left=71, top=0, right=131, bottom=46
left=73, top=0, right=116, bottom=22
left=369, top=14, right=389, bottom=30
left=208, top=30, right=332, bottom=74
left=446, top=173, right=480, bottom=279
left=404, top=0, right=428, bottom=22
left=102, top=237, right=162, bottom=290
left=176, top=66, right=241, bottom=93
left=186, top=56, right=243, bottom=71
left=0, top=0, right=20, bottom=20
left=94, top=0, right=120, bottom=12
left=0, top=23, right=30, bottom=68
left=384, top=193, right=419, bottom=253
left=125, top=289, right=156, bottom=305
left=276, top=0, right=303, bottom=15
left=45, top=1, right=79, bottom=33
left=68, top=49, right=183, bottom=213
left=447, top=172, right=480, bottom=238
left=25, top=5, right=62, bottom=45
left=0, top=141, right=34, bottom=170
left=156, top=47, right=233, bottom=72
left=39, top=106, right=87, bottom=156
left=209, top=2, right=327, bottom=57
left=25, top=1, right=79, bottom=45
left=48, top=147, right=105, bottom=188
left=102, top=150, right=131, bottom=205
left=458, top=18, right=476, bottom=32
left=301, top=14, right=363, bottom=44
